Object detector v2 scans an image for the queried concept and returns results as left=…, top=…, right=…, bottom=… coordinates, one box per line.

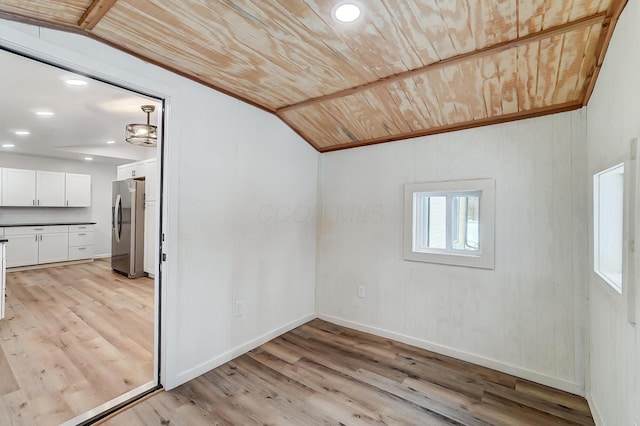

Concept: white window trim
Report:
left=403, top=178, right=495, bottom=269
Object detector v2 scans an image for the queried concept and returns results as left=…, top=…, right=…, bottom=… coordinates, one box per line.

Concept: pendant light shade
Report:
left=126, top=105, right=157, bottom=146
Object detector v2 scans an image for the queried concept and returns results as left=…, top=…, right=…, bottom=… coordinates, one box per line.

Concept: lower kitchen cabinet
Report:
left=69, top=224, right=95, bottom=260
left=37, top=230, right=69, bottom=264
left=5, top=233, right=38, bottom=267
left=4, top=225, right=93, bottom=268
left=0, top=241, right=5, bottom=320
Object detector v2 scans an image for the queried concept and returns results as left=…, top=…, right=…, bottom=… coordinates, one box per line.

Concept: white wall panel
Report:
left=585, top=2, right=640, bottom=425
left=317, top=110, right=588, bottom=393
left=0, top=20, right=318, bottom=390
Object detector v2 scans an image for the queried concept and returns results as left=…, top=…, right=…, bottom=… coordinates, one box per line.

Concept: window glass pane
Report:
left=594, top=164, right=624, bottom=292
left=451, top=195, right=480, bottom=251
left=427, top=196, right=446, bottom=249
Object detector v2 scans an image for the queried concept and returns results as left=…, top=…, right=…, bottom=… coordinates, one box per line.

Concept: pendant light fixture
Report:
left=126, top=105, right=157, bottom=146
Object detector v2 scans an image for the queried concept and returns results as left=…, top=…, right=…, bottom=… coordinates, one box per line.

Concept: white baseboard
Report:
left=318, top=314, right=585, bottom=396
left=167, top=313, right=316, bottom=390
left=94, top=253, right=111, bottom=259
left=7, top=258, right=93, bottom=272
left=586, top=392, right=604, bottom=426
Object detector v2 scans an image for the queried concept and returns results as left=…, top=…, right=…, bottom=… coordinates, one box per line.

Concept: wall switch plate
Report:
left=234, top=300, right=243, bottom=317
left=357, top=285, right=366, bottom=298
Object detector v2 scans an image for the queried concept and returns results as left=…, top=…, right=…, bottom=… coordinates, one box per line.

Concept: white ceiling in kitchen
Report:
left=0, top=48, right=161, bottom=165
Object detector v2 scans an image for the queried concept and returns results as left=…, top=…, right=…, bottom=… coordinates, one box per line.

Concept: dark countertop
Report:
left=0, top=222, right=96, bottom=227
left=0, top=239, right=7, bottom=243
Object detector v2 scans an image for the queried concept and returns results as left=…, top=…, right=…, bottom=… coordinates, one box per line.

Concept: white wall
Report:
left=0, top=20, right=318, bottom=389
left=317, top=110, right=588, bottom=394
left=585, top=1, right=640, bottom=425
left=0, top=153, right=115, bottom=255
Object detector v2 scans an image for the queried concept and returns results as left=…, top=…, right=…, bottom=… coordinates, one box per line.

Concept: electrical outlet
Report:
left=234, top=300, right=243, bottom=317
left=357, top=285, right=366, bottom=298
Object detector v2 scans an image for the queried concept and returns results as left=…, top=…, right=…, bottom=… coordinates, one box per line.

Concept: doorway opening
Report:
left=0, top=47, right=165, bottom=425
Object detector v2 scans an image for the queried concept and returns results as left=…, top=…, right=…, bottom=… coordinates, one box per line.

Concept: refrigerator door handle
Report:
left=114, top=194, right=122, bottom=243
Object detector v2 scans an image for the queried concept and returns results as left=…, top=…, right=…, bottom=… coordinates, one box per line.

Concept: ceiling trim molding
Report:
left=78, top=0, right=119, bottom=30
left=0, top=10, right=85, bottom=34
left=580, top=0, right=628, bottom=106
left=276, top=12, right=607, bottom=116
left=315, top=101, right=584, bottom=153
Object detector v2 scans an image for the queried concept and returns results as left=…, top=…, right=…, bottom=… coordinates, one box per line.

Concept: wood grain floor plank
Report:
left=0, top=344, right=20, bottom=396
left=106, top=318, right=594, bottom=425
left=0, top=260, right=155, bottom=426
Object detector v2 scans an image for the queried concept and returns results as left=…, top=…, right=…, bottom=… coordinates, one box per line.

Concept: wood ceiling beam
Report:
left=580, top=0, right=628, bottom=106
left=277, top=12, right=608, bottom=115
left=78, top=0, right=119, bottom=30
left=313, top=101, right=583, bottom=153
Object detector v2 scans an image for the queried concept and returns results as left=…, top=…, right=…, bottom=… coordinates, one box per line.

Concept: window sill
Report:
left=403, top=249, right=494, bottom=269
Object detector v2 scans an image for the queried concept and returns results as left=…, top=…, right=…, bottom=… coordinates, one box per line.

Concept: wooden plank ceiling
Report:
left=0, top=0, right=627, bottom=152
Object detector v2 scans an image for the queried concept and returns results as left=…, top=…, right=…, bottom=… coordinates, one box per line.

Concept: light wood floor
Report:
left=105, top=319, right=594, bottom=426
left=0, top=259, right=155, bottom=426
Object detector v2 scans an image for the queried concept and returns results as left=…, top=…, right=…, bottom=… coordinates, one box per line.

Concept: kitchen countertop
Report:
left=0, top=239, right=7, bottom=243
left=0, top=222, right=96, bottom=227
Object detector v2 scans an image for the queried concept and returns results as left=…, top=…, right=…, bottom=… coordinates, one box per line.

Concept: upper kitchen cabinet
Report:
left=36, top=170, right=66, bottom=206
left=117, top=161, right=145, bottom=180
left=0, top=167, right=91, bottom=207
left=117, top=158, right=157, bottom=201
left=2, top=168, right=36, bottom=206
left=65, top=173, right=91, bottom=207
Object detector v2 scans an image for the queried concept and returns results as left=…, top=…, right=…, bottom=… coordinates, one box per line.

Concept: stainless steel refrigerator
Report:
left=112, top=179, right=145, bottom=278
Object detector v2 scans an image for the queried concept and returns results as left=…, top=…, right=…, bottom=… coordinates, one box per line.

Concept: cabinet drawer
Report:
left=69, top=224, right=94, bottom=232
left=69, top=245, right=94, bottom=260
left=5, top=225, right=68, bottom=235
left=69, top=231, right=94, bottom=246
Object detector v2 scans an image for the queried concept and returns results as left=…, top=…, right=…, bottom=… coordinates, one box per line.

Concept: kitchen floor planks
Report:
left=104, top=319, right=594, bottom=426
left=0, top=260, right=154, bottom=426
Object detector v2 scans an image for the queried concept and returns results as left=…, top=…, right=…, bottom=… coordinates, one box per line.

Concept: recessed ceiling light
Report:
left=66, top=79, right=87, bottom=86
left=84, top=157, right=93, bottom=161
left=106, top=140, right=116, bottom=144
left=1, top=144, right=15, bottom=148
left=14, top=130, right=30, bottom=136
left=35, top=111, right=54, bottom=116
left=333, top=3, right=361, bottom=23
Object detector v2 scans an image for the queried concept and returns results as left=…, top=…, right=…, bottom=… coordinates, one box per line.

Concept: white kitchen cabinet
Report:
left=5, top=226, right=69, bottom=267
left=2, top=168, right=36, bottom=206
left=144, top=200, right=157, bottom=276
left=1, top=168, right=89, bottom=207
left=36, top=170, right=66, bottom=206
left=116, top=164, right=131, bottom=180
left=5, top=233, right=39, bottom=267
left=116, top=159, right=157, bottom=201
left=68, top=224, right=94, bottom=260
left=65, top=173, right=91, bottom=207
left=0, top=241, right=5, bottom=320
left=117, top=162, right=146, bottom=179
left=38, top=230, right=69, bottom=264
